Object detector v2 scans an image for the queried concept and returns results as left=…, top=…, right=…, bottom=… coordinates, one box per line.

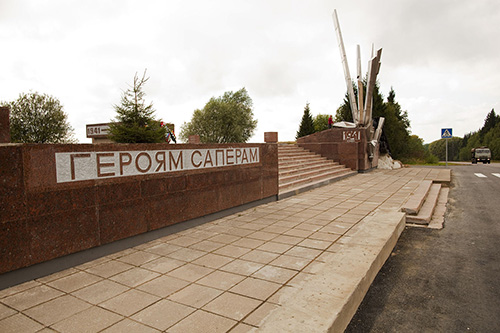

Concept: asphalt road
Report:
left=346, top=164, right=500, bottom=332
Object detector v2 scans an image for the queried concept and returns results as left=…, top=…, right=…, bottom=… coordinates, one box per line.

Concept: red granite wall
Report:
left=296, top=127, right=378, bottom=171
left=0, top=143, right=278, bottom=274
left=0, top=107, right=10, bottom=143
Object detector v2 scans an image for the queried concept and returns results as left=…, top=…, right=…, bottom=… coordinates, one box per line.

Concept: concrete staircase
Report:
left=401, top=176, right=450, bottom=229
left=278, top=143, right=356, bottom=199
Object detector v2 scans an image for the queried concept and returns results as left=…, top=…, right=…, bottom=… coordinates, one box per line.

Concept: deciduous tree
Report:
left=313, top=114, right=330, bottom=132
left=2, top=92, right=75, bottom=143
left=179, top=88, right=257, bottom=143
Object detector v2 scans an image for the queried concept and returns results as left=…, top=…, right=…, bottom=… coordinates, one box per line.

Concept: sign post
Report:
left=441, top=128, right=453, bottom=167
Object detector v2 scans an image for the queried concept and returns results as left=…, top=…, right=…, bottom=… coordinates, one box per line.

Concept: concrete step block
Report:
left=401, top=180, right=433, bottom=215
left=427, top=187, right=450, bottom=229
left=406, top=183, right=441, bottom=225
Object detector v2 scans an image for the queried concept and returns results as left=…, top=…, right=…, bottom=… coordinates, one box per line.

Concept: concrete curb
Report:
left=257, top=210, right=406, bottom=333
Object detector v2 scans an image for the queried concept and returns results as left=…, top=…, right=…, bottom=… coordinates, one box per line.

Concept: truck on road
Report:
left=471, top=147, right=491, bottom=164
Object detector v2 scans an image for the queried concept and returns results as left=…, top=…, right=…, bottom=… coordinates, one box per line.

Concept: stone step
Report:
left=427, top=187, right=450, bottom=229
left=401, top=180, right=433, bottom=215
left=278, top=149, right=316, bottom=157
left=279, top=168, right=354, bottom=190
left=280, top=164, right=346, bottom=181
left=278, top=169, right=357, bottom=200
left=406, top=183, right=442, bottom=225
left=279, top=156, right=328, bottom=166
left=279, top=159, right=338, bottom=173
left=277, top=143, right=356, bottom=198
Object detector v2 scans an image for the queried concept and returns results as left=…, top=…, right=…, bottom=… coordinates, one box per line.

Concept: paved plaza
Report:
left=0, top=168, right=447, bottom=332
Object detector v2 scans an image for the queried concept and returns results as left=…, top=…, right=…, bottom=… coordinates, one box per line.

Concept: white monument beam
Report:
left=332, top=10, right=359, bottom=124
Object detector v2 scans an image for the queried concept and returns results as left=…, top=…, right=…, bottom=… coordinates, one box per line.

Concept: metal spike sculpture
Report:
left=332, top=10, right=382, bottom=131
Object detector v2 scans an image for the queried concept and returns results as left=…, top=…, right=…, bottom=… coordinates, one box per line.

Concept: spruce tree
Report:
left=109, top=71, right=166, bottom=143
left=296, top=103, right=315, bottom=139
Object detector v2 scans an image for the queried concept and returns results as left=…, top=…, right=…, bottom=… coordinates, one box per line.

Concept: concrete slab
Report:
left=406, top=184, right=441, bottom=225
left=401, top=180, right=432, bottom=215
left=428, top=187, right=450, bottom=229
left=258, top=211, right=406, bottom=333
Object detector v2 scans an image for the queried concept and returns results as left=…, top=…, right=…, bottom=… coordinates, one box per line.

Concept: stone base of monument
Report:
left=296, top=127, right=379, bottom=172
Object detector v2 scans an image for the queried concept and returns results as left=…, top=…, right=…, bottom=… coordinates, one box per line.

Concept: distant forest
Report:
left=428, top=109, right=500, bottom=161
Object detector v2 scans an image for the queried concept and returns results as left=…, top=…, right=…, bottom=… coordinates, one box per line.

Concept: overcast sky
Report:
left=1, top=0, right=499, bottom=144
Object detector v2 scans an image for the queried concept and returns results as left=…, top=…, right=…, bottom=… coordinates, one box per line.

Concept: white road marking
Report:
left=474, top=173, right=487, bottom=178
left=492, top=173, right=500, bottom=178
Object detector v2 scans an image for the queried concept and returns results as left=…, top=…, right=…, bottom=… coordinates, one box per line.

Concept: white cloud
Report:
left=1, top=0, right=499, bottom=145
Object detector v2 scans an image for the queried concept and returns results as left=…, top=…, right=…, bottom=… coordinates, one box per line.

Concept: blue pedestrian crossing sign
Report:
left=441, top=128, right=452, bottom=139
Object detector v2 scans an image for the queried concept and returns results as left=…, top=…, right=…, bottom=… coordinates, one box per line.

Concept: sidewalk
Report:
left=0, top=168, right=446, bottom=332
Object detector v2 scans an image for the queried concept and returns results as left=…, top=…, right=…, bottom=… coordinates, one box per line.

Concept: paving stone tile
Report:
left=166, top=263, right=214, bottom=282
left=240, top=249, right=280, bottom=264
left=47, top=271, right=102, bottom=293
left=115, top=250, right=160, bottom=266
left=251, top=265, right=297, bottom=284
left=320, top=224, right=351, bottom=235
left=286, top=272, right=315, bottom=288
left=1, top=284, right=64, bottom=311
left=267, top=285, right=294, bottom=305
left=137, top=275, right=190, bottom=298
left=52, top=306, right=123, bottom=333
left=168, top=236, right=201, bottom=247
left=167, top=248, right=207, bottom=262
left=107, top=248, right=137, bottom=260
left=24, top=295, right=90, bottom=326
left=223, top=227, right=254, bottom=237
left=0, top=313, right=43, bottom=333
left=131, top=299, right=194, bottom=331
left=261, top=225, right=289, bottom=234
left=232, top=237, right=266, bottom=249
left=285, top=246, right=322, bottom=260
left=100, top=289, right=160, bottom=317
left=74, top=256, right=111, bottom=270
left=247, top=231, right=277, bottom=241
left=84, top=260, right=134, bottom=278
left=230, top=322, right=257, bottom=332
left=188, top=240, right=225, bottom=252
left=168, top=309, right=236, bottom=333
left=140, top=257, right=185, bottom=274
left=230, top=277, right=281, bottom=301
left=283, top=228, right=313, bottom=238
left=71, top=279, right=129, bottom=305
left=0, top=303, right=16, bottom=320
left=0, top=280, right=41, bottom=299
left=220, top=259, right=264, bottom=276
left=309, top=231, right=342, bottom=242
left=298, top=238, right=332, bottom=250
left=35, top=268, right=79, bottom=284
left=269, top=254, right=312, bottom=271
left=256, top=242, right=293, bottom=254
left=143, top=243, right=182, bottom=256
left=101, top=318, right=160, bottom=332
left=213, top=244, right=251, bottom=258
left=208, top=233, right=241, bottom=244
left=196, top=270, right=246, bottom=291
left=109, top=267, right=160, bottom=287
left=168, top=284, right=223, bottom=308
left=243, top=302, right=280, bottom=327
left=192, top=253, right=234, bottom=269
left=271, top=234, right=303, bottom=245
left=202, top=292, right=262, bottom=321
